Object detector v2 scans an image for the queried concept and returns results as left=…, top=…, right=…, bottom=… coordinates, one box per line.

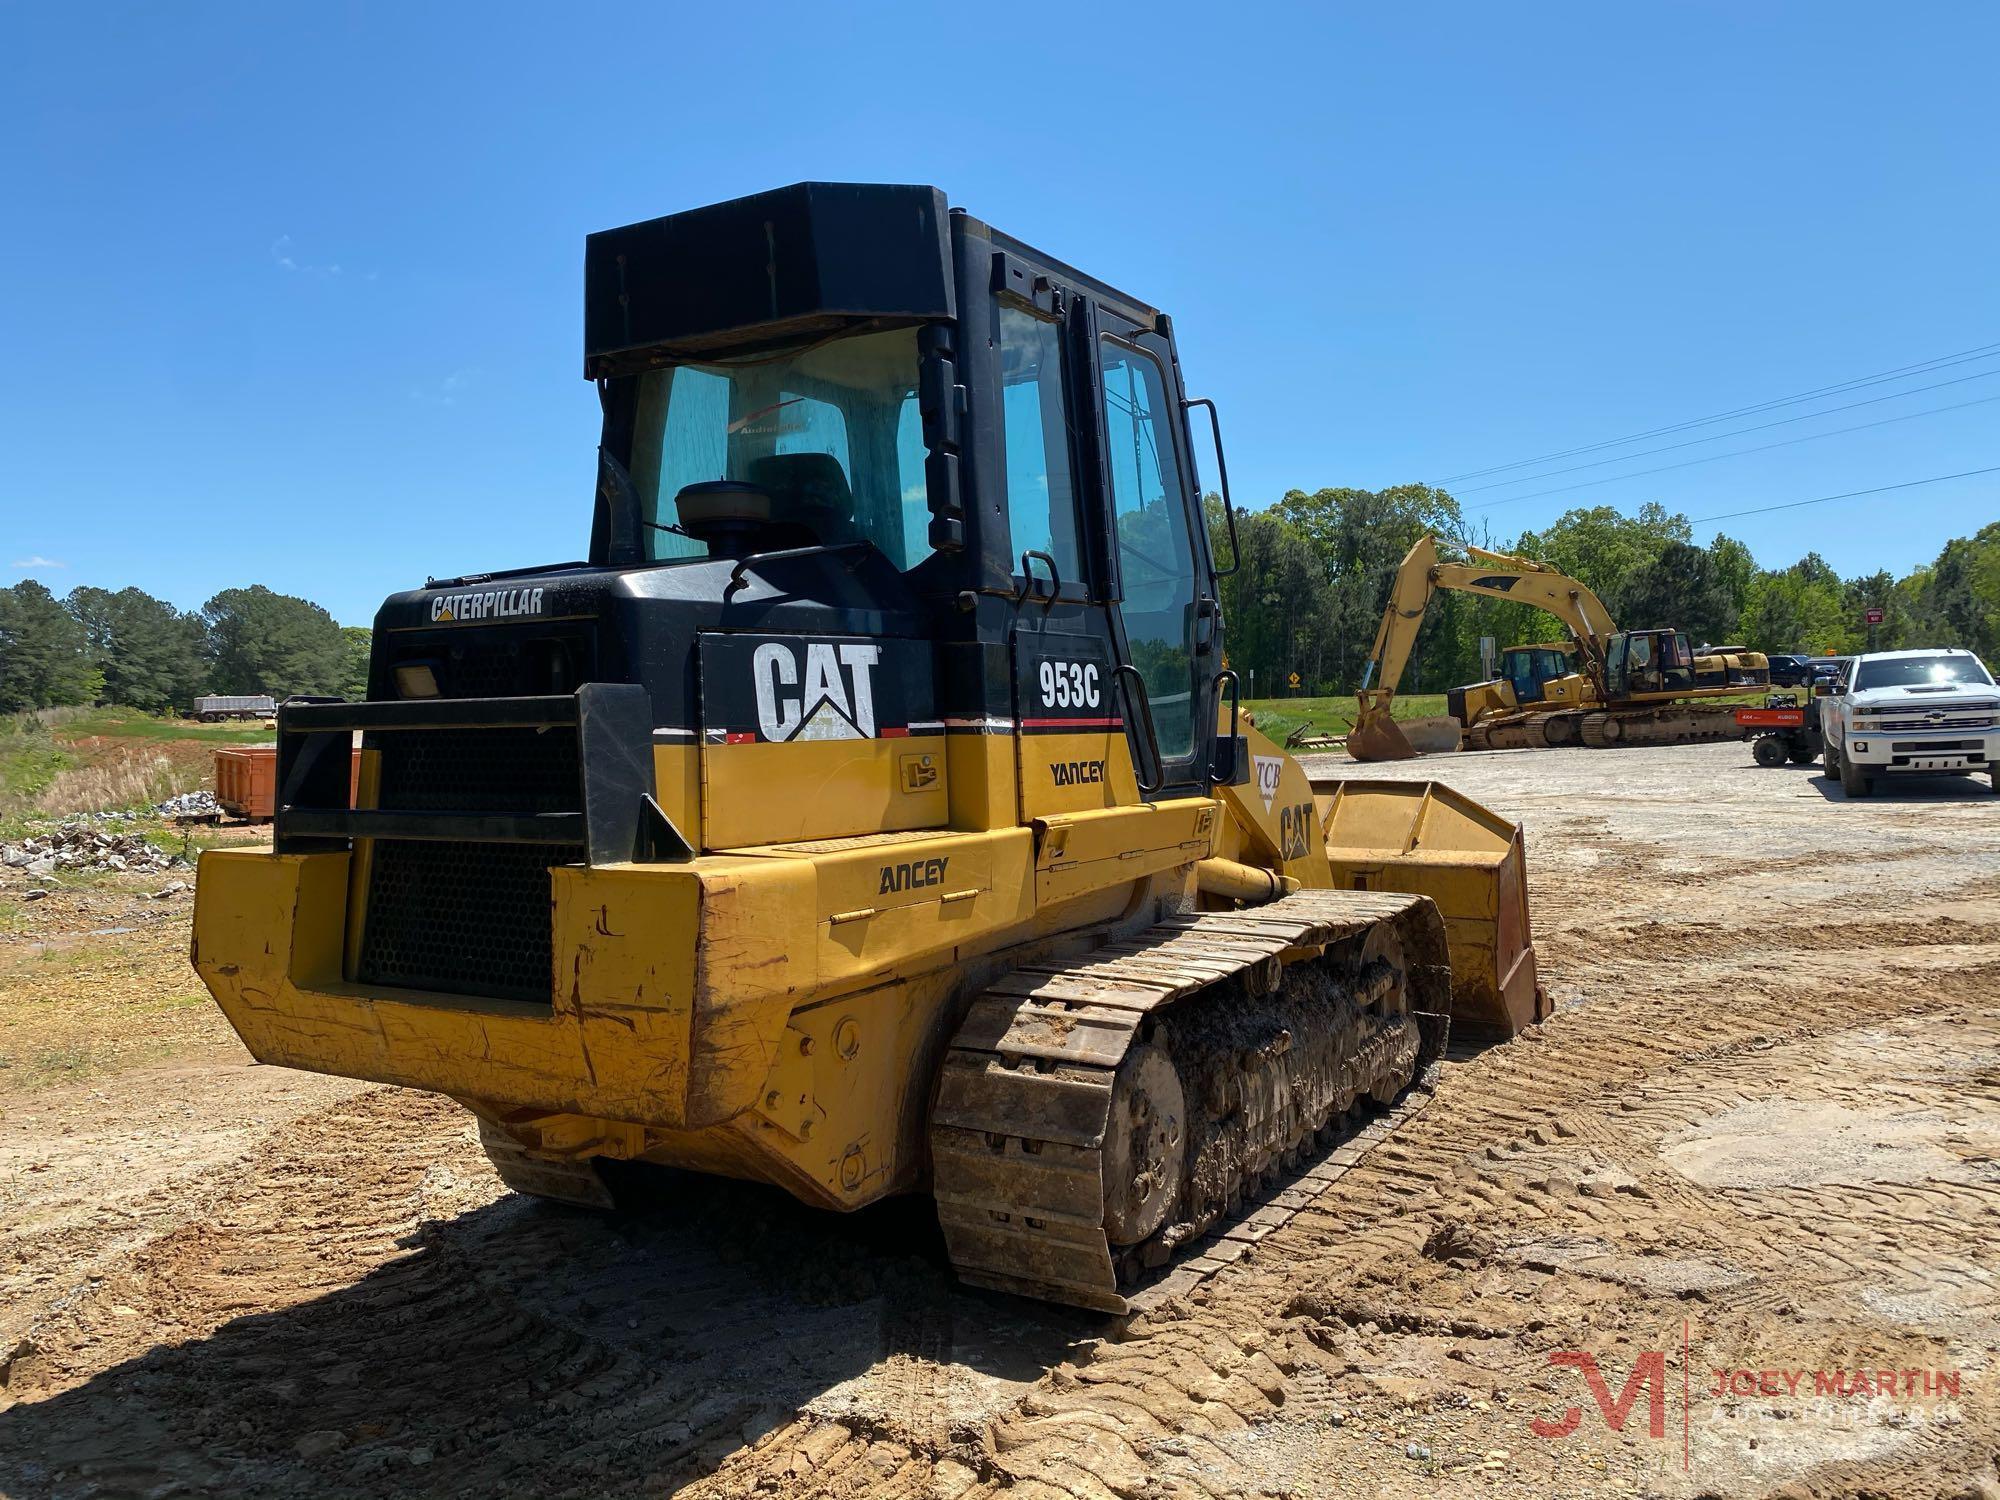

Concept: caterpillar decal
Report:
left=698, top=633, right=936, bottom=744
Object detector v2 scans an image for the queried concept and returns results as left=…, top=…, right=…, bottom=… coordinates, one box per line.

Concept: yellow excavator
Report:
left=191, top=184, right=1545, bottom=1316
left=1348, top=535, right=1768, bottom=760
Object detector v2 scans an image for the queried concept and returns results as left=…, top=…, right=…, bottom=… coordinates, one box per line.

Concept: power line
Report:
left=1458, top=367, right=2000, bottom=493
left=1686, top=465, right=2000, bottom=525
left=1468, top=391, right=2000, bottom=511
left=1440, top=339, right=2000, bottom=483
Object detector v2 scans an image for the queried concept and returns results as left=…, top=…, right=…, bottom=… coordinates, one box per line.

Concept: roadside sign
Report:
left=1864, top=607, right=1885, bottom=625
left=1825, top=647, right=1838, bottom=655
left=1287, top=671, right=1301, bottom=689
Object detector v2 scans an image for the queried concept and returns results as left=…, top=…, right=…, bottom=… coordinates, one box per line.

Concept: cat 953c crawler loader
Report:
left=192, top=184, right=1545, bottom=1314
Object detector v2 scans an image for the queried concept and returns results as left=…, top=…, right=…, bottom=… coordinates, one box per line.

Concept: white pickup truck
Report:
left=1820, top=648, right=2000, bottom=797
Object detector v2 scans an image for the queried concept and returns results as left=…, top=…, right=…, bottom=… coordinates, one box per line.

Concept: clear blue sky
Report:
left=3, top=3, right=1995, bottom=624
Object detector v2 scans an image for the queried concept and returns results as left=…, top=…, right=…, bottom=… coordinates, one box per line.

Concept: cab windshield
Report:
left=628, top=326, right=932, bottom=567
left=1500, top=646, right=1570, bottom=704
left=1852, top=655, right=1995, bottom=690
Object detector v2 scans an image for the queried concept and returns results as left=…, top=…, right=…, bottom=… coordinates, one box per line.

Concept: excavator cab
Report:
left=1606, top=629, right=1697, bottom=699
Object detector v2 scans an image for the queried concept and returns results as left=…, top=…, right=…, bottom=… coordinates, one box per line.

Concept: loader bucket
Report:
left=1346, top=689, right=1418, bottom=762
left=1310, top=776, right=1548, bottom=1042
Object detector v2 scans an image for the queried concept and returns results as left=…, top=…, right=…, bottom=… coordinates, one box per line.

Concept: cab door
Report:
left=1604, top=634, right=1631, bottom=700
left=1085, top=309, right=1217, bottom=793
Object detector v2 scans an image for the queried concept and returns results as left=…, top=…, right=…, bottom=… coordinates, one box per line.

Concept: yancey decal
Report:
left=1050, top=759, right=1107, bottom=786
left=879, top=857, right=949, bottom=895
left=430, top=587, right=546, bottom=623
left=754, top=641, right=881, bottom=742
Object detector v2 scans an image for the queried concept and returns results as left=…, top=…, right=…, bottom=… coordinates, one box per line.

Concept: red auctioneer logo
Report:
left=1530, top=1320, right=1965, bottom=1473
left=1531, top=1350, right=1669, bottom=1441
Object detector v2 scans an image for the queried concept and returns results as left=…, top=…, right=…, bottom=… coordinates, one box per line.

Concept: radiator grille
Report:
left=375, top=726, right=580, bottom=813
left=356, top=839, right=580, bottom=1002
left=356, top=725, right=584, bottom=1003
left=1868, top=714, right=1997, bottom=734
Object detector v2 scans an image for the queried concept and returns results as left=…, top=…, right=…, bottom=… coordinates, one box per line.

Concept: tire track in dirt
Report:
left=687, top=939, right=2000, bottom=1499
left=0, top=1086, right=1079, bottom=1498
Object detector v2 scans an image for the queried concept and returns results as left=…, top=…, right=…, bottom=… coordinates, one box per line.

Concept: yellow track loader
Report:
left=1349, top=535, right=1768, bottom=761
left=192, top=184, right=1545, bottom=1315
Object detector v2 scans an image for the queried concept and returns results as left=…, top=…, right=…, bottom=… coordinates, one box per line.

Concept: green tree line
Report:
left=1209, top=488, right=1999, bottom=696
left=0, top=579, right=369, bottom=713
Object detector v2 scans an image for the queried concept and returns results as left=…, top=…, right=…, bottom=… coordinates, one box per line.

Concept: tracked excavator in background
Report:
left=191, top=184, right=1547, bottom=1316
left=1347, top=535, right=1768, bottom=761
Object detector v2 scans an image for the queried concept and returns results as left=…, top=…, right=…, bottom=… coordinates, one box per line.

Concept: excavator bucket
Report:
left=1346, top=688, right=1419, bottom=762
left=1310, top=776, right=1549, bottom=1042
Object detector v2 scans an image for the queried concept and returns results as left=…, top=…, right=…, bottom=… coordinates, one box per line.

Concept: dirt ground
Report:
left=2, top=743, right=1998, bottom=1499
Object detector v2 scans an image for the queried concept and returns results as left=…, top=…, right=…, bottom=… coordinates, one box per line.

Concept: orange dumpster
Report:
left=213, top=745, right=361, bottom=822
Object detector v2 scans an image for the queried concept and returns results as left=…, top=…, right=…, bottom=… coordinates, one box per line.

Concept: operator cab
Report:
left=1497, top=643, right=1574, bottom=706
left=1605, top=628, right=1697, bottom=698
left=575, top=182, right=1236, bottom=816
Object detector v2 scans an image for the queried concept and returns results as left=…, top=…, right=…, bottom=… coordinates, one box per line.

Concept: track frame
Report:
left=929, top=889, right=1453, bottom=1314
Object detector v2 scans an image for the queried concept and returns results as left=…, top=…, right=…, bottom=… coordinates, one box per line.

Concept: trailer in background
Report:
left=194, top=694, right=277, bottom=723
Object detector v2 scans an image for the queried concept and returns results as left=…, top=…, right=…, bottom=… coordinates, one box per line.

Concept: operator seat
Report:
left=747, top=453, right=861, bottom=548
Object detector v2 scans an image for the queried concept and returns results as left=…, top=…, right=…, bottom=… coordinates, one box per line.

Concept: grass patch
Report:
left=58, top=708, right=273, bottom=745
left=32, top=753, right=192, bottom=815
left=27, top=1042, right=96, bottom=1083
left=1, top=705, right=240, bottom=819
left=144, top=988, right=214, bottom=1013
left=0, top=716, right=77, bottom=810
left=142, top=824, right=216, bottom=861
left=0, top=914, right=238, bottom=1097
left=1242, top=693, right=1449, bottom=746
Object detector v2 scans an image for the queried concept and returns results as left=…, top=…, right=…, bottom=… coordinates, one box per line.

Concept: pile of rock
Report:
left=154, top=789, right=222, bottom=818
left=1, top=823, right=192, bottom=879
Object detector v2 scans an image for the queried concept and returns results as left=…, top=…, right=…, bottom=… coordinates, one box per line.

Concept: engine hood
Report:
left=1847, top=683, right=1999, bottom=709
left=364, top=551, right=932, bottom=734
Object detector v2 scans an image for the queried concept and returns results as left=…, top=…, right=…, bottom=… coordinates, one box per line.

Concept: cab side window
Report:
left=997, top=306, right=1083, bottom=585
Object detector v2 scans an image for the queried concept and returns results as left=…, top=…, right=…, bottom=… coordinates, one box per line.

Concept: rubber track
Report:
left=929, top=890, right=1450, bottom=1316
